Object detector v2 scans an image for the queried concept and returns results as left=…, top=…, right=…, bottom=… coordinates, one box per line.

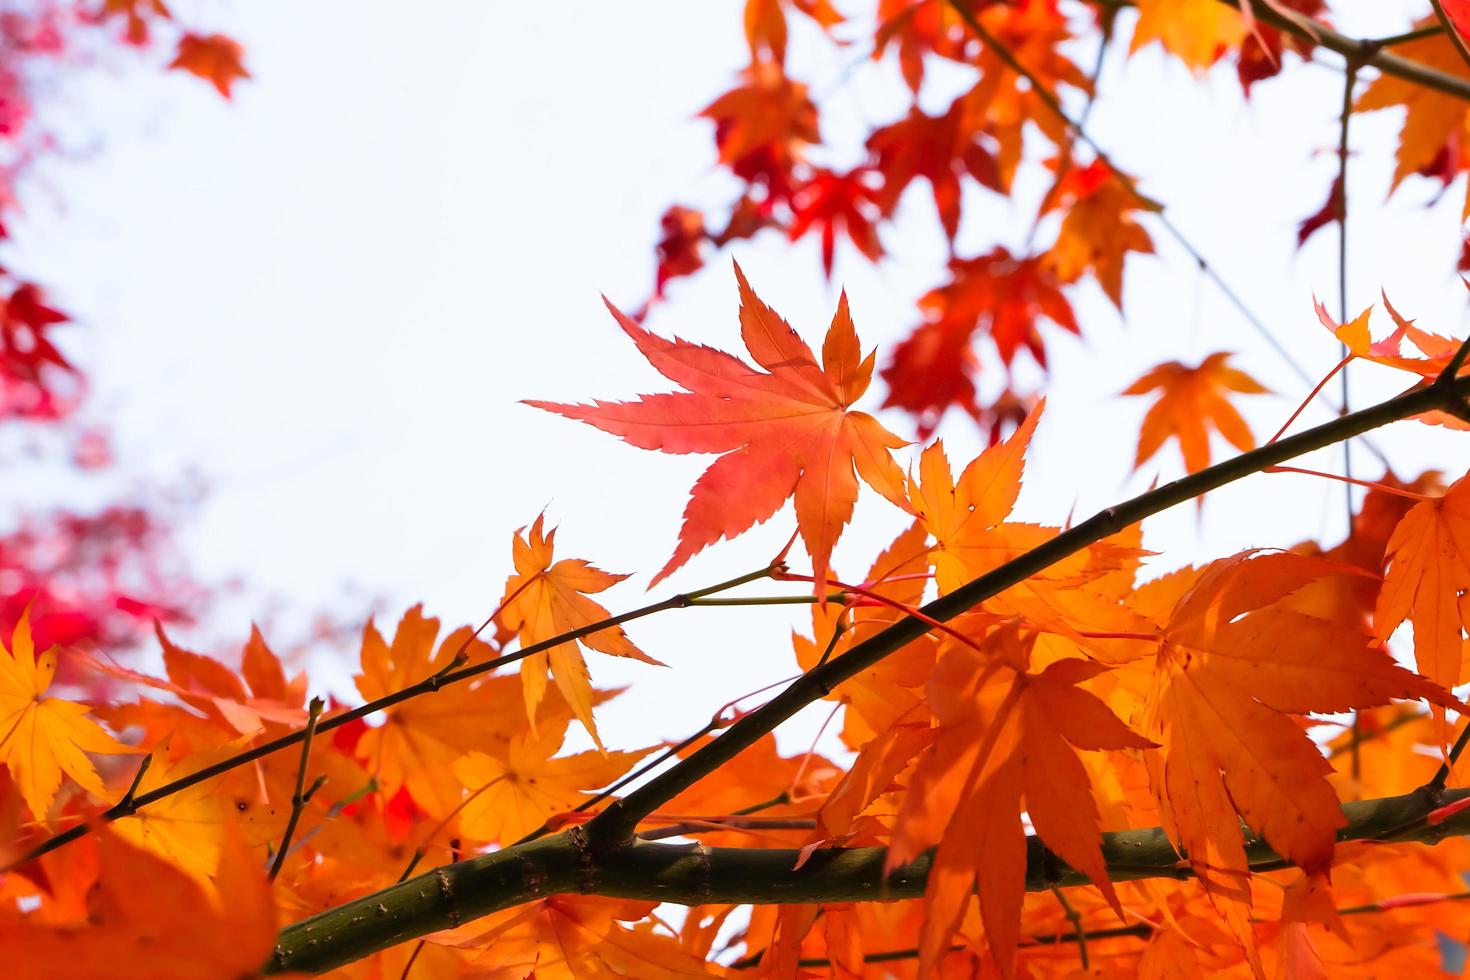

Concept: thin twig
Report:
left=1373, top=24, right=1446, bottom=48
left=269, top=696, right=324, bottom=881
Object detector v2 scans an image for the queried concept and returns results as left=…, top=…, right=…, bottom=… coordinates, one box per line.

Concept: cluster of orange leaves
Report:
left=1, top=267, right=1467, bottom=977
left=652, top=1, right=1470, bottom=442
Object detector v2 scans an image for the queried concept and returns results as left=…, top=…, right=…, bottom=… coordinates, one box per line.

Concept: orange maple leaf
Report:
left=99, top=0, right=170, bottom=45
left=83, top=623, right=306, bottom=737
left=1139, top=553, right=1461, bottom=959
left=527, top=263, right=908, bottom=591
left=354, top=605, right=570, bottom=817
left=1042, top=160, right=1156, bottom=308
left=1124, top=352, right=1270, bottom=474
left=744, top=0, right=841, bottom=64
left=866, top=100, right=1004, bottom=241
left=169, top=33, right=250, bottom=98
left=888, top=623, right=1153, bottom=977
left=880, top=248, right=1076, bottom=431
left=1130, top=0, right=1247, bottom=70
left=701, top=61, right=818, bottom=200
left=0, top=608, right=129, bottom=822
left=1356, top=32, right=1470, bottom=220
left=501, top=515, right=657, bottom=749
left=0, top=828, right=278, bottom=980
left=453, top=731, right=649, bottom=845
left=1375, top=471, right=1470, bottom=717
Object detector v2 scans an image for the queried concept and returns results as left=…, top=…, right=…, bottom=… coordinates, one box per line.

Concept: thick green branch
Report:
left=268, top=787, right=1470, bottom=974
left=589, top=374, right=1470, bottom=842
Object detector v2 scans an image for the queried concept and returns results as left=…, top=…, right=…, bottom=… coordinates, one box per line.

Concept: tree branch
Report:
left=268, top=787, right=1470, bottom=974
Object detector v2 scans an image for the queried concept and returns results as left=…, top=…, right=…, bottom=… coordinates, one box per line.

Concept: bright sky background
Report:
left=11, top=2, right=1470, bottom=757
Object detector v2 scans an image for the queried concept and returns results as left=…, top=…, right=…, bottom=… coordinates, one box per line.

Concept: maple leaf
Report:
left=865, top=99, right=1004, bottom=240
left=527, top=263, right=908, bottom=591
left=1356, top=32, right=1470, bottom=219
left=652, top=205, right=709, bottom=301
left=1123, top=352, right=1269, bottom=475
left=500, top=514, right=656, bottom=749
left=1374, top=471, right=1470, bottom=714
left=84, top=623, right=306, bottom=738
left=168, top=33, right=250, bottom=99
left=0, top=607, right=128, bottom=821
left=354, top=605, right=571, bottom=818
left=1236, top=0, right=1325, bottom=95
left=1139, top=553, right=1461, bottom=957
left=0, top=828, right=277, bottom=980
left=906, top=423, right=1149, bottom=655
left=921, top=246, right=1077, bottom=369
left=963, top=0, right=1091, bottom=173
left=888, top=623, right=1154, bottom=976
left=787, top=167, right=884, bottom=277
left=701, top=60, right=818, bottom=205
left=907, top=401, right=1043, bottom=596
left=453, top=731, right=649, bottom=845
left=108, top=738, right=265, bottom=889
left=99, top=0, right=171, bottom=45
left=1042, top=160, right=1156, bottom=307
left=744, top=0, right=841, bottom=65
left=1130, top=0, right=1247, bottom=71
left=880, top=247, right=1076, bottom=431
left=1296, top=175, right=1343, bottom=248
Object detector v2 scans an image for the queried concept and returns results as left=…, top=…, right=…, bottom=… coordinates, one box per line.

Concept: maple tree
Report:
left=10, top=1, right=1470, bottom=978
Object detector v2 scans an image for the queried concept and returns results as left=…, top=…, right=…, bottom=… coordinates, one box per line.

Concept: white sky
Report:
left=9, top=2, right=1469, bottom=756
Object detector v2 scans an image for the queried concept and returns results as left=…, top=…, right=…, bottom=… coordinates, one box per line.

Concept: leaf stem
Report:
left=1265, top=465, right=1434, bottom=501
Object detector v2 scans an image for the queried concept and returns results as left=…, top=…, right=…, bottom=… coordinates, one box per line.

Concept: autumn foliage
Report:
left=9, top=2, right=1470, bottom=979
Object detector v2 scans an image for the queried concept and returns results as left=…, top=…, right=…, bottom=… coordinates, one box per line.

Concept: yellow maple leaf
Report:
left=1130, top=0, right=1246, bottom=71
left=502, top=515, right=659, bottom=749
left=0, top=608, right=129, bottom=821
left=111, top=743, right=232, bottom=891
